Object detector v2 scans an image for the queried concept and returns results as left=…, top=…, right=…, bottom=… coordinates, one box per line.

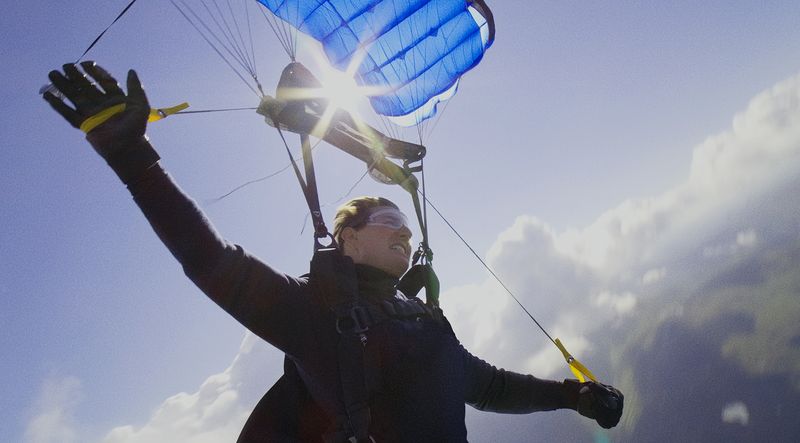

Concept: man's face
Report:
left=342, top=209, right=413, bottom=277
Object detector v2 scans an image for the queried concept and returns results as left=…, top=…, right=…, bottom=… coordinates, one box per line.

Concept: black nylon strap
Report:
left=274, top=126, right=330, bottom=246
left=76, top=0, right=140, bottom=63
left=300, top=133, right=329, bottom=240
left=310, top=248, right=371, bottom=441
left=402, top=160, right=439, bottom=308
left=336, top=336, right=371, bottom=442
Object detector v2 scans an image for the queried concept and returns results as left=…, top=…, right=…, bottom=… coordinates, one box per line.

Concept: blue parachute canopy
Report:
left=256, top=0, right=495, bottom=126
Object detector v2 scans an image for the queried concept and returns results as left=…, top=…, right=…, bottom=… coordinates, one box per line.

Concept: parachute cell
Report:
left=256, top=0, right=495, bottom=125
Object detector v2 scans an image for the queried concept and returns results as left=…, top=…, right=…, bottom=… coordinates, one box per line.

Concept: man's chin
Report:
left=387, top=262, right=409, bottom=278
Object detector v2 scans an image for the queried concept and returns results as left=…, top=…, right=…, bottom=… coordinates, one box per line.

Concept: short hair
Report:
left=332, top=196, right=399, bottom=249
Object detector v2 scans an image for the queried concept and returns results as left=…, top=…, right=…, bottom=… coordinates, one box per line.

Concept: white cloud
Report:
left=522, top=334, right=588, bottom=379
left=447, top=72, right=800, bottom=378
left=103, top=333, right=282, bottom=443
left=736, top=229, right=758, bottom=247
left=642, top=268, right=666, bottom=285
left=593, top=291, right=636, bottom=316
left=721, top=401, right=749, bottom=426
left=24, top=376, right=83, bottom=443
left=441, top=279, right=510, bottom=352
left=703, top=228, right=760, bottom=257
left=689, top=76, right=800, bottom=194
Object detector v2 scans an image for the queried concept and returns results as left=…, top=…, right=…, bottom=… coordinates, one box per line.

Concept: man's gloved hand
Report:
left=565, top=379, right=624, bottom=429
left=43, top=62, right=158, bottom=184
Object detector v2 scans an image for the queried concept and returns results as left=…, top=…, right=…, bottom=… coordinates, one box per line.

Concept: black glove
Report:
left=565, top=379, right=624, bottom=429
left=44, top=62, right=159, bottom=184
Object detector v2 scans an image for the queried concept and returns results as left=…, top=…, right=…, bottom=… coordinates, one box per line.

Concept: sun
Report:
left=317, top=63, right=364, bottom=114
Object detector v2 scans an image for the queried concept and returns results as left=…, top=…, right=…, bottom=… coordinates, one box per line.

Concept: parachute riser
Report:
left=259, top=61, right=439, bottom=305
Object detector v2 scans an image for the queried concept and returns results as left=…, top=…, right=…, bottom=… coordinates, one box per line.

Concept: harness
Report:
left=311, top=247, right=442, bottom=443
left=236, top=248, right=444, bottom=443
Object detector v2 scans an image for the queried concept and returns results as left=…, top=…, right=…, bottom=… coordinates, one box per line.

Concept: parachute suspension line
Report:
left=257, top=3, right=296, bottom=60
left=331, top=169, right=371, bottom=205
left=415, top=113, right=425, bottom=145
left=377, top=114, right=397, bottom=142
left=75, top=0, right=140, bottom=63
left=206, top=133, right=324, bottom=205
left=175, top=106, right=258, bottom=115
left=421, top=194, right=598, bottom=382
left=420, top=195, right=557, bottom=346
left=39, top=0, right=141, bottom=95
left=206, top=0, right=263, bottom=93
left=424, top=95, right=452, bottom=139
left=243, top=0, right=259, bottom=86
left=207, top=165, right=290, bottom=204
left=222, top=0, right=257, bottom=75
left=170, top=0, right=261, bottom=97
left=200, top=0, right=252, bottom=75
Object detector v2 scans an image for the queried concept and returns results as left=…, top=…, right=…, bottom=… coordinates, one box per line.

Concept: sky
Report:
left=3, top=1, right=800, bottom=442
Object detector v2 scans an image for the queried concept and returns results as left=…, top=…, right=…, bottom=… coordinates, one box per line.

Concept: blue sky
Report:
left=3, top=1, right=800, bottom=442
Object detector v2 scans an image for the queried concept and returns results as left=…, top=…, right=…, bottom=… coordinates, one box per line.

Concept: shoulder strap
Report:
left=310, top=247, right=372, bottom=443
left=397, top=262, right=441, bottom=310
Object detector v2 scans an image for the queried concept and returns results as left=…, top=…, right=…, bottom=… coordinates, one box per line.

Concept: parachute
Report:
left=256, top=0, right=495, bottom=126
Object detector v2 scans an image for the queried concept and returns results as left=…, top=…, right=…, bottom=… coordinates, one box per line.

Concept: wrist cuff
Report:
left=563, top=379, right=583, bottom=410
left=103, top=136, right=161, bottom=184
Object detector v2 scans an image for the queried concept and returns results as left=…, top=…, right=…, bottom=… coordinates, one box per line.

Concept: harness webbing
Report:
left=273, top=124, right=330, bottom=246
left=309, top=248, right=371, bottom=442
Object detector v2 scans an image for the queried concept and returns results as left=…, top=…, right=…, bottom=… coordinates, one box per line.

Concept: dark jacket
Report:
left=127, top=164, right=576, bottom=442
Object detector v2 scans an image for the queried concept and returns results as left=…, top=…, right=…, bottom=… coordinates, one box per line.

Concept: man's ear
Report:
left=340, top=227, right=359, bottom=257
left=341, top=226, right=357, bottom=242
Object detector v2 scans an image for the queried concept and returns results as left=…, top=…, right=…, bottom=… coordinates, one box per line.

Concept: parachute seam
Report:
left=372, top=19, right=481, bottom=117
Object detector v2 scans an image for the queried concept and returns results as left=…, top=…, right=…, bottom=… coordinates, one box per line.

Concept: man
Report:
left=44, top=62, right=623, bottom=442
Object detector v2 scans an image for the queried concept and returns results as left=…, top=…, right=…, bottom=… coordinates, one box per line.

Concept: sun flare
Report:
left=317, top=64, right=364, bottom=114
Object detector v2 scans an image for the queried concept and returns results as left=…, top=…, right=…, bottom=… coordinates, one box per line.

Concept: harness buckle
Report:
left=336, top=305, right=371, bottom=336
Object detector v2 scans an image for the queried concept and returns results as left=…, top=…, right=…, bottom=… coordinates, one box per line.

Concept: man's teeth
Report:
left=391, top=245, right=405, bottom=253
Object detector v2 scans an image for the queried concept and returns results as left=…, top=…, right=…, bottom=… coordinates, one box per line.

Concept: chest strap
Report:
left=334, top=297, right=441, bottom=336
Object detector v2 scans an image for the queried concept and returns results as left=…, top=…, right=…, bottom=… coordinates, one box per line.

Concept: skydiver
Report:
left=43, top=62, right=624, bottom=442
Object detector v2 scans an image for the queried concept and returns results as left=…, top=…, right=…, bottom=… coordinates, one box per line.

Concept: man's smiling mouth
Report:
left=390, top=243, right=409, bottom=256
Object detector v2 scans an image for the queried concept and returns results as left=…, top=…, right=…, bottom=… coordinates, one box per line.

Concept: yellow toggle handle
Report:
left=554, top=338, right=598, bottom=383
left=148, top=102, right=189, bottom=122
left=81, top=102, right=190, bottom=133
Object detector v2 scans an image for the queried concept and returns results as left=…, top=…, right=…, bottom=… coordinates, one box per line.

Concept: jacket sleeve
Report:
left=126, top=161, right=314, bottom=358
left=463, top=347, right=578, bottom=414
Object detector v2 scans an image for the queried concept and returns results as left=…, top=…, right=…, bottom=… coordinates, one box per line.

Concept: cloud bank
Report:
left=102, top=334, right=280, bottom=443
left=25, top=376, right=83, bottom=443
left=443, top=71, right=800, bottom=379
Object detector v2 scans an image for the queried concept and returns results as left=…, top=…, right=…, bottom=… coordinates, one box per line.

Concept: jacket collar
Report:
left=355, top=264, right=399, bottom=300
